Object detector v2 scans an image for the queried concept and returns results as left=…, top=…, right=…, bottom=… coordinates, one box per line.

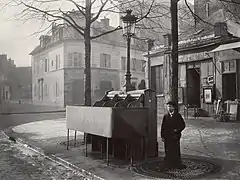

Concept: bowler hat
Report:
left=166, top=100, right=177, bottom=107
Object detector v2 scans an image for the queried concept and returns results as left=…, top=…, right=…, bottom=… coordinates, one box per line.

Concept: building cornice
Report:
left=30, top=37, right=145, bottom=56
left=144, top=35, right=240, bottom=58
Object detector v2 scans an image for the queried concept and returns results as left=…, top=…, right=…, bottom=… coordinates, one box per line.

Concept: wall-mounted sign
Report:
left=216, top=50, right=240, bottom=62
left=207, top=75, right=214, bottom=84
left=204, top=88, right=213, bottom=104
left=179, top=52, right=210, bottom=63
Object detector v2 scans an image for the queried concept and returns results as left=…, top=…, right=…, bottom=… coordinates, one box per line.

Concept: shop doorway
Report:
left=187, top=68, right=201, bottom=107
left=222, top=73, right=236, bottom=101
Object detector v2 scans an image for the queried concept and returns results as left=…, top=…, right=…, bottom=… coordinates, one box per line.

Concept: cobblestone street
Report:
left=0, top=131, right=87, bottom=180
left=7, top=117, right=240, bottom=179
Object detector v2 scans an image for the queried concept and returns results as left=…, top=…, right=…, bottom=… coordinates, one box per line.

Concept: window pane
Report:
left=229, top=60, right=235, bottom=71
left=45, top=59, right=48, bottom=72
left=100, top=53, right=111, bottom=68
left=100, top=53, right=105, bottom=67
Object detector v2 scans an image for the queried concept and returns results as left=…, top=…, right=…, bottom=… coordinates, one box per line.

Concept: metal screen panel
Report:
left=66, top=106, right=113, bottom=138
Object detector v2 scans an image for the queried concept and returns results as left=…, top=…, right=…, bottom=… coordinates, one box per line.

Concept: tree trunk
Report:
left=171, top=0, right=179, bottom=108
left=84, top=0, right=91, bottom=106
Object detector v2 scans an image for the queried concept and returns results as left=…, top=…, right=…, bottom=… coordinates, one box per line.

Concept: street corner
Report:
left=2, top=118, right=70, bottom=151
left=11, top=119, right=67, bottom=139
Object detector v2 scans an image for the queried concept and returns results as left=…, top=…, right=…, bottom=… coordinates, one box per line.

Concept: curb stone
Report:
left=0, top=110, right=66, bottom=115
left=2, top=131, right=105, bottom=180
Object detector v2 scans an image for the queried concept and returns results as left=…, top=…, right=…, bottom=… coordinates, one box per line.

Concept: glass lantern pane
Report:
left=122, top=20, right=126, bottom=35
left=127, top=22, right=131, bottom=34
left=131, top=23, right=136, bottom=35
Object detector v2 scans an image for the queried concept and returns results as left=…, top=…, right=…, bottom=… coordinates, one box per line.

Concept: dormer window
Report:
left=206, top=2, right=210, bottom=17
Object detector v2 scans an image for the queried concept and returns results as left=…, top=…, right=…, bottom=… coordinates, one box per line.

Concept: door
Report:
left=222, top=73, right=236, bottom=101
left=187, top=68, right=201, bottom=107
left=72, top=79, right=84, bottom=105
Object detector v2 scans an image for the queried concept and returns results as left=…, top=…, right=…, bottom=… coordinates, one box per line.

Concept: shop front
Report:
left=210, top=42, right=240, bottom=121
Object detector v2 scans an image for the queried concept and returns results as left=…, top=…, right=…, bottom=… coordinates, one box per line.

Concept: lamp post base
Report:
left=125, top=73, right=135, bottom=92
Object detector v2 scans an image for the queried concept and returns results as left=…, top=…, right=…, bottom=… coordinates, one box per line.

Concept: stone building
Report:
left=146, top=0, right=240, bottom=116
left=14, top=66, right=32, bottom=100
left=0, top=54, right=18, bottom=101
left=30, top=13, right=146, bottom=107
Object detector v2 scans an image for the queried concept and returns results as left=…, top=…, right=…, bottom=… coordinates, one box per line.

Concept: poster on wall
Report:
left=204, top=88, right=212, bottom=104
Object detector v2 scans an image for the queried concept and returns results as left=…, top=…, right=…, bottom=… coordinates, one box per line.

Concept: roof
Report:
left=29, top=45, right=41, bottom=55
left=210, top=41, right=240, bottom=53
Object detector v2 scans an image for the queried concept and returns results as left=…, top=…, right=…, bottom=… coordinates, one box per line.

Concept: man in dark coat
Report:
left=161, top=101, right=186, bottom=169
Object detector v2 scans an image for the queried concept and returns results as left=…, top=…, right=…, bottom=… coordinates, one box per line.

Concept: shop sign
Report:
left=207, top=75, right=214, bottom=84
left=179, top=52, right=209, bottom=63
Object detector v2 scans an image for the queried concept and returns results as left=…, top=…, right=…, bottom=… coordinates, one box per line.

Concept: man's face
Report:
left=167, top=104, right=175, bottom=113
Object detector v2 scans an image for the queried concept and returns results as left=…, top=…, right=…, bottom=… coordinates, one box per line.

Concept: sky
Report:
left=0, top=0, right=194, bottom=67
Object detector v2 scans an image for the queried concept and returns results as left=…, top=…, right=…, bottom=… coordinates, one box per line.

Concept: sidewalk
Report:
left=4, top=117, right=240, bottom=179
left=0, top=102, right=65, bottom=114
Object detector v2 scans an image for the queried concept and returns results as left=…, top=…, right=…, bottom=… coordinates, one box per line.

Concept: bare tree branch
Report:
left=58, top=8, right=85, bottom=33
left=184, top=0, right=213, bottom=27
left=67, top=0, right=86, bottom=16
left=219, top=0, right=240, bottom=5
left=20, top=1, right=84, bottom=36
left=90, top=0, right=109, bottom=24
left=91, top=25, right=121, bottom=39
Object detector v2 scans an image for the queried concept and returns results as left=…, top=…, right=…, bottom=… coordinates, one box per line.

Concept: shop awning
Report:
left=210, top=42, right=240, bottom=53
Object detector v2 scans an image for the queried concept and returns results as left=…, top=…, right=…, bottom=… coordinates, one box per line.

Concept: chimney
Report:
left=0, top=54, right=7, bottom=61
left=163, top=33, right=172, bottom=49
left=214, top=22, right=228, bottom=37
left=52, top=23, right=57, bottom=34
left=39, top=35, right=51, bottom=48
left=101, top=17, right=110, bottom=27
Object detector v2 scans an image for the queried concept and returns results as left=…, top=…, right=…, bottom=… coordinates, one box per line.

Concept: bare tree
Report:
left=4, top=0, right=159, bottom=106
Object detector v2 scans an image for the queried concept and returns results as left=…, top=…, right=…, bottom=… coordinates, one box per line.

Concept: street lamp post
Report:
left=121, top=9, right=138, bottom=92
left=147, top=39, right=154, bottom=89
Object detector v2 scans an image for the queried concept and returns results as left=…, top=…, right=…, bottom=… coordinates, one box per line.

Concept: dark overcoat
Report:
left=161, top=112, right=186, bottom=167
left=161, top=112, right=185, bottom=140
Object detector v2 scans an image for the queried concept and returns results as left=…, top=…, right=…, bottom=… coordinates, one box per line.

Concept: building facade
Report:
left=146, top=0, right=240, bottom=117
left=14, top=66, right=32, bottom=100
left=0, top=54, right=19, bottom=102
left=31, top=15, right=146, bottom=107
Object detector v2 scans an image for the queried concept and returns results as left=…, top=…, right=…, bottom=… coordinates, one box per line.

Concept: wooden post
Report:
left=106, top=138, right=109, bottom=166
left=74, top=130, right=77, bottom=147
left=85, top=133, right=88, bottom=157
left=67, top=129, right=70, bottom=150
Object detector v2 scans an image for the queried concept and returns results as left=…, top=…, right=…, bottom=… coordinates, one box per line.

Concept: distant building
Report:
left=14, top=66, right=32, bottom=100
left=0, top=54, right=18, bottom=101
left=30, top=13, right=146, bottom=107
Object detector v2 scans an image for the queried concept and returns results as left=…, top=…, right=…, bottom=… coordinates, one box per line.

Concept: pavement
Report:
left=0, top=131, right=87, bottom=180
left=3, top=114, right=240, bottom=180
left=0, top=101, right=65, bottom=115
